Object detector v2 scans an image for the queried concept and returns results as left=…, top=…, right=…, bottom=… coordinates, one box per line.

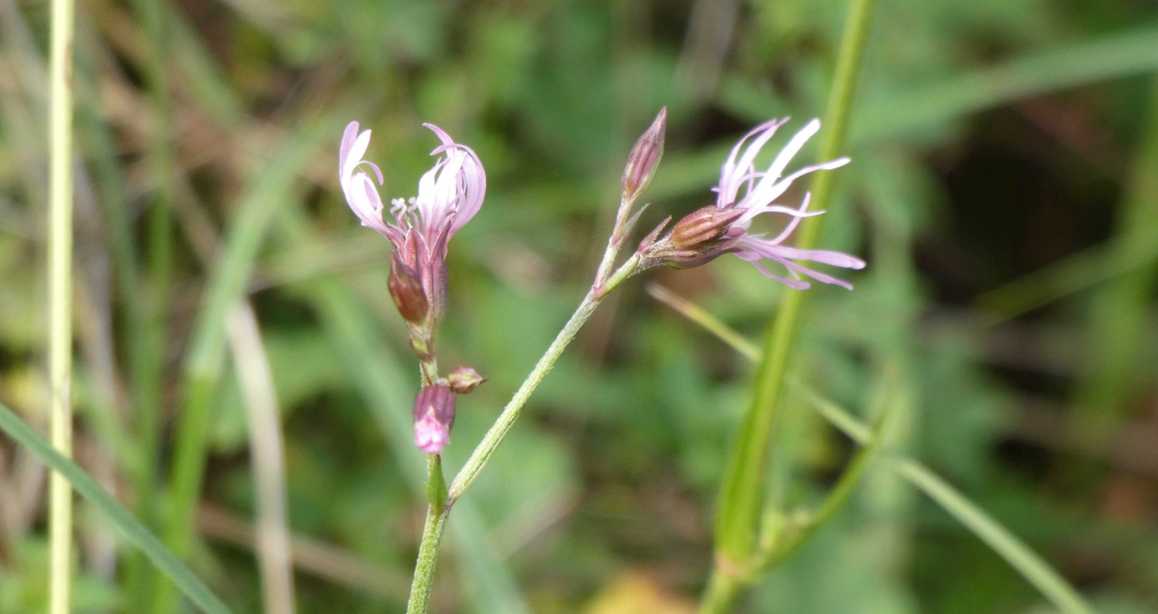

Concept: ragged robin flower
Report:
left=639, top=118, right=865, bottom=290
left=339, top=120, right=486, bottom=320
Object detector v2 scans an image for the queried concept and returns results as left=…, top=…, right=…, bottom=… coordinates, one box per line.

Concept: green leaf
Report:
left=0, top=402, right=231, bottom=614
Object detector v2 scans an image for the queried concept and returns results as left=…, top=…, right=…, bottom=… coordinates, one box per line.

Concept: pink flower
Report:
left=642, top=118, right=865, bottom=290
left=339, top=120, right=486, bottom=315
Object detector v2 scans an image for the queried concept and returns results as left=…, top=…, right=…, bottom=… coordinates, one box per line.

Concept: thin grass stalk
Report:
left=47, top=0, right=75, bottom=610
left=708, top=1, right=876, bottom=606
left=126, top=0, right=175, bottom=603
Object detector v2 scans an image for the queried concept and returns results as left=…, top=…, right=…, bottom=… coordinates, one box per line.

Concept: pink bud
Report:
left=447, top=366, right=486, bottom=395
left=413, top=384, right=455, bottom=454
left=621, top=107, right=667, bottom=202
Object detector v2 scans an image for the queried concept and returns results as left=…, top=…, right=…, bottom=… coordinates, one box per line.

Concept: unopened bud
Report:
left=388, top=253, right=429, bottom=323
left=621, top=107, right=667, bottom=202
left=669, top=206, right=745, bottom=250
left=413, top=384, right=455, bottom=454
left=447, top=366, right=486, bottom=394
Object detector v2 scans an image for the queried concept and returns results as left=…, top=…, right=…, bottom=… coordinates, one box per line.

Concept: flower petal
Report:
left=777, top=257, right=855, bottom=290
left=340, top=121, right=360, bottom=168
left=342, top=128, right=373, bottom=181
left=770, top=246, right=866, bottom=269
left=747, top=156, right=849, bottom=210
left=764, top=118, right=820, bottom=182
left=733, top=250, right=811, bottom=290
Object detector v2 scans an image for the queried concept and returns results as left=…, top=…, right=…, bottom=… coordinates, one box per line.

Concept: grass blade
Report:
left=891, top=459, right=1092, bottom=614
left=0, top=403, right=232, bottom=614
left=650, top=286, right=1093, bottom=614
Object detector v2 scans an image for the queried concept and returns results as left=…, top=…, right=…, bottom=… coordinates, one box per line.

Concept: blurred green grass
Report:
left=1, top=0, right=1157, bottom=612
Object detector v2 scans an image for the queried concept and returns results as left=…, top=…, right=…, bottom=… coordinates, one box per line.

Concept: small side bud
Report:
left=447, top=366, right=486, bottom=394
left=388, top=253, right=429, bottom=324
left=669, top=206, right=744, bottom=250
left=413, top=384, right=456, bottom=454
left=621, top=107, right=667, bottom=202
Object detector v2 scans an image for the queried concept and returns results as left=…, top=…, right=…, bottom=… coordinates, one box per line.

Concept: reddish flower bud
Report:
left=388, top=253, right=429, bottom=323
left=621, top=107, right=667, bottom=202
left=447, top=366, right=486, bottom=394
left=413, top=384, right=455, bottom=454
left=669, top=206, right=745, bottom=250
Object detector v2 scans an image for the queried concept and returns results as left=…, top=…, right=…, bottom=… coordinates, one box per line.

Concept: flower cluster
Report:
left=338, top=113, right=864, bottom=454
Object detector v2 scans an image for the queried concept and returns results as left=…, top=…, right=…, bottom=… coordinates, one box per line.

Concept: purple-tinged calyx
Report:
left=388, top=252, right=429, bottom=324
left=338, top=121, right=486, bottom=319
left=639, top=118, right=865, bottom=290
left=413, top=383, right=456, bottom=454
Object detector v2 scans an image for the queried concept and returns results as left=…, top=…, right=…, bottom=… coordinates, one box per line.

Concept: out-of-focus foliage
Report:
left=1, top=0, right=1156, bottom=612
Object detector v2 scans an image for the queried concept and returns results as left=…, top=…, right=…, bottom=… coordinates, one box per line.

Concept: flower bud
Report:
left=413, top=383, right=455, bottom=454
left=447, top=366, right=486, bottom=395
left=669, top=206, right=745, bottom=250
left=621, top=107, right=667, bottom=202
left=388, top=253, right=429, bottom=324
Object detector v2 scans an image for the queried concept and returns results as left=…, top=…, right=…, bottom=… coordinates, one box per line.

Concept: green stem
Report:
left=405, top=506, right=449, bottom=614
left=403, top=254, right=641, bottom=612
left=47, top=0, right=75, bottom=610
left=698, top=569, right=745, bottom=614
left=448, top=254, right=639, bottom=501
left=406, top=456, right=449, bottom=614
left=708, top=0, right=876, bottom=604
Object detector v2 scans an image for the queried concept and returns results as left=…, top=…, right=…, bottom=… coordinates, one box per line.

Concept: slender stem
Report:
left=593, top=196, right=631, bottom=288
left=405, top=504, right=449, bottom=614
left=698, top=569, right=744, bottom=614
left=424, top=454, right=447, bottom=515
left=48, top=0, right=75, bottom=609
left=406, top=456, right=449, bottom=614
left=707, top=0, right=876, bottom=606
left=449, top=254, right=639, bottom=501
left=405, top=255, right=639, bottom=610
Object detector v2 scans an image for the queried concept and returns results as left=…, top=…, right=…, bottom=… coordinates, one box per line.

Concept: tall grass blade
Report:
left=0, top=403, right=232, bottom=614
